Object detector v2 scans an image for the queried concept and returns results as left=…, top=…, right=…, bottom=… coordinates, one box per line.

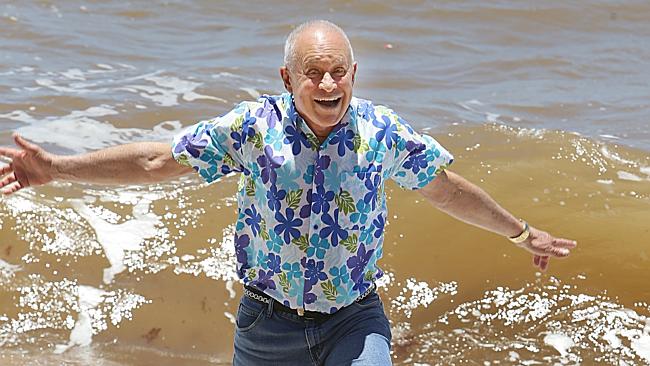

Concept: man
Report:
left=0, top=20, right=575, bottom=366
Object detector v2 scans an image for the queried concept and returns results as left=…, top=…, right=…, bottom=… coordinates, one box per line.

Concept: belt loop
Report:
left=265, top=297, right=274, bottom=318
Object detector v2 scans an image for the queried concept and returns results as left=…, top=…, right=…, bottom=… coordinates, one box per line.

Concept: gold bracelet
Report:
left=508, top=220, right=530, bottom=244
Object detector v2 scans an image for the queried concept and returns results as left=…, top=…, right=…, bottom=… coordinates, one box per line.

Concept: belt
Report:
left=243, top=282, right=376, bottom=322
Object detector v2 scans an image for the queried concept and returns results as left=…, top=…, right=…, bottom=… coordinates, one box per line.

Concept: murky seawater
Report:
left=1, top=1, right=649, bottom=364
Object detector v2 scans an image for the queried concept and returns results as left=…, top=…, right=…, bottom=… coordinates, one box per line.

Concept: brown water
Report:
left=1, top=1, right=650, bottom=364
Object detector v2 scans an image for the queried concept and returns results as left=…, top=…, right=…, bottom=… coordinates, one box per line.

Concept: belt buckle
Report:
left=297, top=307, right=305, bottom=316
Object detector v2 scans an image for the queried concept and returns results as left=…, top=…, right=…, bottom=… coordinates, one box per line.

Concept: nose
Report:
left=319, top=72, right=337, bottom=92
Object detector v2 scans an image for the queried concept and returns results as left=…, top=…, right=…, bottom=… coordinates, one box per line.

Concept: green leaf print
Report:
left=247, top=268, right=256, bottom=281
left=341, top=233, right=358, bottom=253
left=335, top=190, right=356, bottom=215
left=306, top=133, right=320, bottom=150
left=175, top=154, right=191, bottom=167
left=279, top=273, right=290, bottom=294
left=260, top=219, right=270, bottom=240
left=250, top=132, right=264, bottom=149
left=320, top=280, right=338, bottom=301
left=223, top=153, right=236, bottom=168
left=285, top=189, right=303, bottom=210
left=357, top=139, right=370, bottom=154
left=292, top=234, right=310, bottom=252
left=231, top=114, right=244, bottom=132
left=245, top=177, right=256, bottom=197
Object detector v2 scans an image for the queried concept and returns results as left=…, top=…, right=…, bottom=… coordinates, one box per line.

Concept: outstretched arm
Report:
left=418, top=169, right=577, bottom=271
left=0, top=133, right=193, bottom=195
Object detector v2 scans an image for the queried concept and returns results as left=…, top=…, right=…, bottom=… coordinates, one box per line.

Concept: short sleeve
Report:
left=387, top=111, right=454, bottom=190
left=171, top=102, right=250, bottom=183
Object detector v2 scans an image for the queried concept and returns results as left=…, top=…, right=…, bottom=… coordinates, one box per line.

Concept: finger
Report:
left=548, top=246, right=570, bottom=258
left=0, top=172, right=17, bottom=188
left=1, top=181, right=23, bottom=195
left=539, top=256, right=549, bottom=271
left=552, top=238, right=578, bottom=248
left=13, top=133, right=39, bottom=152
left=0, top=147, right=20, bottom=159
left=0, top=164, right=13, bottom=176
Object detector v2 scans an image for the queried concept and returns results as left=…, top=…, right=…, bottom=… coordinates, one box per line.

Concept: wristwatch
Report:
left=508, top=220, right=530, bottom=244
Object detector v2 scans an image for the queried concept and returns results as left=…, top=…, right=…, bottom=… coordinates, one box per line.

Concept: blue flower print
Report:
left=330, top=128, right=355, bottom=157
left=175, top=129, right=208, bottom=158
left=266, top=185, right=287, bottom=212
left=372, top=214, right=385, bottom=238
left=244, top=205, right=262, bottom=237
left=256, top=249, right=269, bottom=270
left=274, top=208, right=303, bottom=244
left=257, top=145, right=284, bottom=184
left=303, top=165, right=314, bottom=185
left=363, top=174, right=381, bottom=210
left=230, top=119, right=255, bottom=151
left=264, top=128, right=285, bottom=151
left=373, top=115, right=399, bottom=149
left=255, top=97, right=281, bottom=129
left=256, top=269, right=276, bottom=290
left=307, top=234, right=330, bottom=259
left=284, top=124, right=310, bottom=155
left=323, top=161, right=339, bottom=185
left=350, top=199, right=370, bottom=225
left=311, top=185, right=335, bottom=214
left=358, top=101, right=376, bottom=121
left=234, top=234, right=250, bottom=277
left=335, top=281, right=357, bottom=305
left=396, top=115, right=415, bottom=134
left=320, top=209, right=348, bottom=247
left=313, top=155, right=331, bottom=185
left=347, top=243, right=375, bottom=285
left=299, top=188, right=313, bottom=219
left=365, top=138, right=387, bottom=164
left=301, top=258, right=328, bottom=287
left=403, top=151, right=429, bottom=174
left=266, top=229, right=283, bottom=253
left=329, top=265, right=350, bottom=287
left=282, top=262, right=302, bottom=281
left=267, top=253, right=282, bottom=274
left=275, top=164, right=301, bottom=191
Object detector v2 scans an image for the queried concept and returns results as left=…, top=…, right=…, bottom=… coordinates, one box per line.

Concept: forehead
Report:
left=295, top=29, right=351, bottom=68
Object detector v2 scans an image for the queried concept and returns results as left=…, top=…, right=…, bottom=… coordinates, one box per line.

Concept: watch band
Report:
left=508, top=220, right=530, bottom=244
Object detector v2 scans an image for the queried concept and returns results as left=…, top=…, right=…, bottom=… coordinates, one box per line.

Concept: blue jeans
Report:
left=233, top=291, right=392, bottom=365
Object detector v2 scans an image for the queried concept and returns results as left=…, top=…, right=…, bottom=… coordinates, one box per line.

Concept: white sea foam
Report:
left=543, top=333, right=574, bottom=356
left=6, top=107, right=183, bottom=153
left=617, top=171, right=643, bottom=182
left=54, top=286, right=107, bottom=354
left=70, top=198, right=162, bottom=284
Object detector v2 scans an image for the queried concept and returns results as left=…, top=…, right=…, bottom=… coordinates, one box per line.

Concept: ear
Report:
left=351, top=62, right=358, bottom=85
left=280, top=66, right=293, bottom=93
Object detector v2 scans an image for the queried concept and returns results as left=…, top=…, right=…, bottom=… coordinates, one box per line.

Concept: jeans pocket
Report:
left=236, top=298, right=266, bottom=332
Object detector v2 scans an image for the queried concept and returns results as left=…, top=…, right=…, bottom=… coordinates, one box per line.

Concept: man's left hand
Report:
left=516, top=227, right=577, bottom=271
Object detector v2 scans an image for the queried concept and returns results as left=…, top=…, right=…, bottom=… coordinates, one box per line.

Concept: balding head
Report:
left=283, top=20, right=354, bottom=72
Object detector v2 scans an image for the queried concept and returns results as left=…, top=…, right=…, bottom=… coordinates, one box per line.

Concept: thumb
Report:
left=13, top=133, right=39, bottom=152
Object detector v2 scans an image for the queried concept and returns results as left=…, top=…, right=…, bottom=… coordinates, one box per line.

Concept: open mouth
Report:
left=314, top=97, right=342, bottom=108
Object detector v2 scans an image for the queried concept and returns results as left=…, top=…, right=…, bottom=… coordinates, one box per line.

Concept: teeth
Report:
left=315, top=97, right=341, bottom=102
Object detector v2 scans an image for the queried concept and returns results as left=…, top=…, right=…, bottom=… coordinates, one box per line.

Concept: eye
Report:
left=333, top=68, right=347, bottom=77
left=306, top=69, right=321, bottom=78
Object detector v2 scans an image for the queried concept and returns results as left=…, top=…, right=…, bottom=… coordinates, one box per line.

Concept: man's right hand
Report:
left=0, top=133, right=55, bottom=195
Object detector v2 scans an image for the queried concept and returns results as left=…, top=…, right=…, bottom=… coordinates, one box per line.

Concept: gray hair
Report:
left=283, top=20, right=354, bottom=71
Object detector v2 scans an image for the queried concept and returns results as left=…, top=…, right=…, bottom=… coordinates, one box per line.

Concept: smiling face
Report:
left=280, top=27, right=357, bottom=139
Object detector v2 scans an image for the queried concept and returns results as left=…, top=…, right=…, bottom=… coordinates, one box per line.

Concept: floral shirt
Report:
left=171, top=93, right=453, bottom=314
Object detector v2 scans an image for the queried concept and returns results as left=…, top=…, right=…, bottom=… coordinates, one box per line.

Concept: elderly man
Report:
left=0, top=20, right=575, bottom=366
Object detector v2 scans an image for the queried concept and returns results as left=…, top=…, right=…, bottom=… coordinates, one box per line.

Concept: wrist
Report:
left=508, top=220, right=530, bottom=244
